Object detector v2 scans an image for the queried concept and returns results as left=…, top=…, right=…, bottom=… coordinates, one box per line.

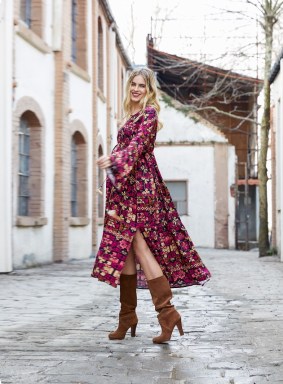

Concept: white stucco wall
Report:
left=159, top=100, right=227, bottom=143
left=0, top=0, right=13, bottom=272
left=13, top=34, right=55, bottom=267
left=228, top=146, right=236, bottom=249
left=155, top=145, right=215, bottom=247
left=271, top=62, right=283, bottom=261
left=155, top=99, right=235, bottom=248
left=68, top=73, right=93, bottom=260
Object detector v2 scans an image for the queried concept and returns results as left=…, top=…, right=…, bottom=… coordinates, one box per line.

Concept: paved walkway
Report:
left=0, top=248, right=283, bottom=384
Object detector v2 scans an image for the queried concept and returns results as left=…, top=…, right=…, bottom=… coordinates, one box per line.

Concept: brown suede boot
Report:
left=148, top=275, right=184, bottom=344
left=108, top=273, right=138, bottom=340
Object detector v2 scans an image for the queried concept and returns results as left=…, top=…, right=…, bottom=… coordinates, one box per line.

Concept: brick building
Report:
left=0, top=0, right=131, bottom=272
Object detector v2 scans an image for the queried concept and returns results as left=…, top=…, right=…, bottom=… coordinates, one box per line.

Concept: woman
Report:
left=92, top=67, right=211, bottom=344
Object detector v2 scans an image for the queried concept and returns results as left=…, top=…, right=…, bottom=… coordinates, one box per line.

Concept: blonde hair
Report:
left=123, top=67, right=162, bottom=130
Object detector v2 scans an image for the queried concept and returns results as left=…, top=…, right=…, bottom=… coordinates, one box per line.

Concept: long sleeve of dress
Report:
left=110, top=107, right=157, bottom=183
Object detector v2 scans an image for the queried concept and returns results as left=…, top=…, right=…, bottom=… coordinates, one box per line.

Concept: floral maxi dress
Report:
left=91, top=106, right=211, bottom=289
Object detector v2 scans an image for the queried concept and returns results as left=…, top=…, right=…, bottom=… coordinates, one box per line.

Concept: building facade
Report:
left=147, top=37, right=262, bottom=250
left=0, top=0, right=13, bottom=273
left=0, top=0, right=130, bottom=272
left=156, top=97, right=236, bottom=248
left=270, top=51, right=283, bottom=261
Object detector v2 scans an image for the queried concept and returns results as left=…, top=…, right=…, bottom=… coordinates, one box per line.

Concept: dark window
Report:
left=20, top=0, right=32, bottom=28
left=165, top=181, right=188, bottom=215
left=71, top=137, right=78, bottom=217
left=71, top=0, right=78, bottom=63
left=98, top=17, right=104, bottom=91
left=18, top=118, right=30, bottom=216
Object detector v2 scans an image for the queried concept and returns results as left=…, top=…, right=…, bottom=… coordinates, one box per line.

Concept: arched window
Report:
left=71, top=132, right=87, bottom=217
left=71, top=0, right=87, bottom=69
left=18, top=118, right=30, bottom=216
left=18, top=111, right=43, bottom=217
left=98, top=145, right=104, bottom=218
left=20, top=0, right=43, bottom=38
left=98, top=17, right=104, bottom=92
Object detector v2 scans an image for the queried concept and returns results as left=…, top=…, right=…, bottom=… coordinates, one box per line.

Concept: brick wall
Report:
left=53, top=0, right=71, bottom=262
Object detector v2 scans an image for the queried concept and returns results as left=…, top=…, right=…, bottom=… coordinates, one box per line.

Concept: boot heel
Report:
left=176, top=318, right=184, bottom=336
left=131, top=323, right=137, bottom=337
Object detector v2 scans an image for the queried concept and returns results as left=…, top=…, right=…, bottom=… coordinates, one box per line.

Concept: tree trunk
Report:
left=258, top=2, right=273, bottom=256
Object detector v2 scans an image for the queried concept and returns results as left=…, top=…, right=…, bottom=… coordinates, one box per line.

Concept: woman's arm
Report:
left=109, top=107, right=157, bottom=182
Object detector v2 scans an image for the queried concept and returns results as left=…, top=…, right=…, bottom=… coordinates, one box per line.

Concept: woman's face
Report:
left=129, top=75, right=147, bottom=104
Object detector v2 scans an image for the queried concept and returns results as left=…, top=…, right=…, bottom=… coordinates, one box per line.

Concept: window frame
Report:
left=71, top=136, right=78, bottom=217
left=18, top=118, right=31, bottom=216
left=97, top=16, right=104, bottom=93
left=165, top=180, right=189, bottom=216
left=71, top=0, right=78, bottom=63
left=20, top=0, right=32, bottom=28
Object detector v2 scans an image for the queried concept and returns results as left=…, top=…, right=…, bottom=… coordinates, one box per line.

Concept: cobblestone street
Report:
left=0, top=248, right=283, bottom=384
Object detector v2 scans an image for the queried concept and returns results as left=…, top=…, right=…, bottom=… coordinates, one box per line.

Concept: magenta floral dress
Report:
left=91, top=106, right=211, bottom=289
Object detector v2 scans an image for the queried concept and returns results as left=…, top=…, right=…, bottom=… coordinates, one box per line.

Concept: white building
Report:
left=155, top=96, right=236, bottom=248
left=0, top=0, right=13, bottom=272
left=0, top=0, right=130, bottom=272
left=270, top=49, right=283, bottom=261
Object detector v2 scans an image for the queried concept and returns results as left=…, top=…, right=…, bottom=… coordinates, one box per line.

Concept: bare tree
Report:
left=151, top=3, right=179, bottom=49
left=148, top=0, right=283, bottom=254
left=250, top=0, right=283, bottom=256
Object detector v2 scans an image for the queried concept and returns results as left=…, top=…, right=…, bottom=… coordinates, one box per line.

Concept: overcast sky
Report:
left=108, top=0, right=281, bottom=78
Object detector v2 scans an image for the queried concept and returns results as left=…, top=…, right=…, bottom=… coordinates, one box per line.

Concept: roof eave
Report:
left=99, top=0, right=132, bottom=69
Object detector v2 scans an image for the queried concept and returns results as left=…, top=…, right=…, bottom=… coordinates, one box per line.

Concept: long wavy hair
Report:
left=123, top=67, right=162, bottom=130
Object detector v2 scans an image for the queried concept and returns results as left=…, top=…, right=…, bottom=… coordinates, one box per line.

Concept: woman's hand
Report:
left=97, top=155, right=112, bottom=169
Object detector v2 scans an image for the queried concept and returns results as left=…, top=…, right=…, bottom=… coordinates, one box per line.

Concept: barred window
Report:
left=70, top=131, right=87, bottom=218
left=71, top=0, right=87, bottom=69
left=98, top=17, right=104, bottom=92
left=20, top=0, right=32, bottom=28
left=20, top=0, right=43, bottom=37
left=71, top=0, right=78, bottom=63
left=18, top=118, right=30, bottom=216
left=71, top=137, right=78, bottom=217
left=165, top=181, right=188, bottom=215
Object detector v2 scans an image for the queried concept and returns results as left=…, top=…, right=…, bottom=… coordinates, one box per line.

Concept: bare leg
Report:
left=121, top=246, right=137, bottom=275
left=132, top=229, right=163, bottom=280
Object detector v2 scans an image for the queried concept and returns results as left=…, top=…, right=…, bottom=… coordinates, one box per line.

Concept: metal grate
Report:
left=71, top=137, right=78, bottom=217
left=165, top=181, right=188, bottom=216
left=71, top=0, right=78, bottom=63
left=18, top=118, right=30, bottom=216
left=20, top=0, right=32, bottom=28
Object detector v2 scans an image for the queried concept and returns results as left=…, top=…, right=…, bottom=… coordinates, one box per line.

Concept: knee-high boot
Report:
left=108, top=273, right=138, bottom=340
left=148, top=275, right=184, bottom=344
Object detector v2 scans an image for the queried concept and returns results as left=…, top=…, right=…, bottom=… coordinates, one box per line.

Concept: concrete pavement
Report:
left=0, top=248, right=283, bottom=384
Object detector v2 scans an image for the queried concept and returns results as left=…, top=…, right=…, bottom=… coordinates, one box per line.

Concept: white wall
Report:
left=155, top=99, right=236, bottom=248
left=159, top=100, right=227, bottom=143
left=228, top=146, right=236, bottom=248
left=12, top=34, right=55, bottom=267
left=271, top=62, right=283, bottom=261
left=0, top=0, right=13, bottom=272
left=155, top=145, right=215, bottom=247
left=68, top=73, right=93, bottom=259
